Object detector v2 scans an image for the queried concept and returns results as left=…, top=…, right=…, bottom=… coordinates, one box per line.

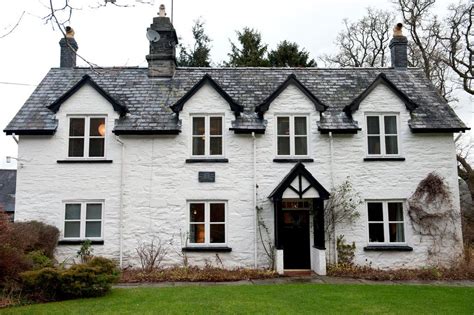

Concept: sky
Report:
left=0, top=0, right=472, bottom=169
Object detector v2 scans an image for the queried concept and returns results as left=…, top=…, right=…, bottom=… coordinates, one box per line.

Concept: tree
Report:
left=177, top=19, right=212, bottom=67
left=268, top=40, right=316, bottom=67
left=227, top=27, right=270, bottom=67
left=320, top=8, right=395, bottom=67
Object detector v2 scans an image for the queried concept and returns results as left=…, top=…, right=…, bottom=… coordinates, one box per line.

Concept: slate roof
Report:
left=4, top=67, right=469, bottom=135
left=0, top=170, right=16, bottom=213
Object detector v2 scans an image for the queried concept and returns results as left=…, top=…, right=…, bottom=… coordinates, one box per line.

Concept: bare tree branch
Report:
left=0, top=11, right=25, bottom=39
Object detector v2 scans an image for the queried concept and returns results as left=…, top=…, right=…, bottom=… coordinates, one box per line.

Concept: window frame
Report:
left=366, top=200, right=407, bottom=246
left=187, top=201, right=227, bottom=246
left=365, top=113, right=401, bottom=157
left=274, top=114, right=310, bottom=158
left=62, top=200, right=104, bottom=241
left=67, top=115, right=107, bottom=159
left=190, top=114, right=225, bottom=158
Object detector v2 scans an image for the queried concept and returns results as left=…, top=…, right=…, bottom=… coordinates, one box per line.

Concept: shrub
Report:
left=27, top=250, right=54, bottom=270
left=76, top=240, right=94, bottom=263
left=10, top=221, right=59, bottom=259
left=21, top=268, right=61, bottom=301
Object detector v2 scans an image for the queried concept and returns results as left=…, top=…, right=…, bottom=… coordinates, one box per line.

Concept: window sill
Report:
left=185, top=158, right=229, bottom=163
left=273, top=158, right=314, bottom=163
left=182, top=247, right=232, bottom=252
left=58, top=240, right=104, bottom=245
left=363, top=245, right=413, bottom=251
left=363, top=157, right=405, bottom=162
left=57, top=160, right=113, bottom=164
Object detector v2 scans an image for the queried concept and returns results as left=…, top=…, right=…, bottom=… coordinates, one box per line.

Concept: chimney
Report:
left=59, top=26, right=78, bottom=68
left=389, top=23, right=408, bottom=69
left=146, top=4, right=178, bottom=77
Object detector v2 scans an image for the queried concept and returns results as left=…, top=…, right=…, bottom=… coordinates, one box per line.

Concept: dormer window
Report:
left=276, top=115, right=308, bottom=157
left=191, top=115, right=224, bottom=157
left=68, top=116, right=106, bottom=158
left=366, top=114, right=399, bottom=156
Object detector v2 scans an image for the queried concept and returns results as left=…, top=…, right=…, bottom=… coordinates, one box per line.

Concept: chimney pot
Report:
left=390, top=23, right=408, bottom=69
left=59, top=27, right=78, bottom=68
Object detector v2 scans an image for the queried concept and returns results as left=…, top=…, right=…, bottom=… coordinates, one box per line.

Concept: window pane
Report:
left=210, top=117, right=222, bottom=135
left=210, top=137, right=222, bottom=155
left=368, top=202, right=383, bottom=221
left=294, top=117, right=307, bottom=135
left=68, top=138, right=84, bottom=157
left=210, top=224, right=225, bottom=243
left=277, top=117, right=290, bottom=135
left=388, top=203, right=403, bottom=221
left=367, top=116, right=380, bottom=134
left=64, top=222, right=80, bottom=238
left=69, top=118, right=85, bottom=136
left=369, top=223, right=385, bottom=242
left=385, top=136, right=398, bottom=155
left=65, top=204, right=81, bottom=220
left=190, top=224, right=205, bottom=243
left=86, top=204, right=102, bottom=220
left=210, top=203, right=225, bottom=222
left=384, top=116, right=397, bottom=134
left=367, top=136, right=381, bottom=155
left=90, top=118, right=106, bottom=137
left=190, top=203, right=205, bottom=222
left=192, top=117, right=205, bottom=135
left=89, top=138, right=105, bottom=157
left=85, top=222, right=101, bottom=237
left=277, top=137, right=290, bottom=155
left=389, top=223, right=405, bottom=242
left=295, top=137, right=307, bottom=155
left=192, top=137, right=205, bottom=155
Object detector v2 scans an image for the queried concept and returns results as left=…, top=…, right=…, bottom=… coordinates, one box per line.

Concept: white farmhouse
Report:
left=4, top=8, right=469, bottom=275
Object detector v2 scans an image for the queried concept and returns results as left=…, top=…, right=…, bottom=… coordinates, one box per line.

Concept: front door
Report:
left=282, top=210, right=310, bottom=269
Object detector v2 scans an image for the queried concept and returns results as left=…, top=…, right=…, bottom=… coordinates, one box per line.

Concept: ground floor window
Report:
left=367, top=201, right=405, bottom=244
left=63, top=201, right=103, bottom=240
left=189, top=201, right=226, bottom=245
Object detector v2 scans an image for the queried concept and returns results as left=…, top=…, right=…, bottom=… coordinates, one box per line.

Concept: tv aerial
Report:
left=146, top=28, right=160, bottom=42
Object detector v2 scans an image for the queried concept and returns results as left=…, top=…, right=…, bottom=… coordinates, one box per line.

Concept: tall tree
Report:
left=227, top=27, right=269, bottom=67
left=177, top=19, right=212, bottom=67
left=320, top=8, right=395, bottom=68
left=268, top=40, right=316, bottom=67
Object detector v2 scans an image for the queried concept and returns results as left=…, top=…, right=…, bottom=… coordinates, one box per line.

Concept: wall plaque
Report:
left=198, top=171, right=215, bottom=183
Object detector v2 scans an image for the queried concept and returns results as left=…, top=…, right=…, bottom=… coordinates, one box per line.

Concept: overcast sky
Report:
left=0, top=0, right=471, bottom=169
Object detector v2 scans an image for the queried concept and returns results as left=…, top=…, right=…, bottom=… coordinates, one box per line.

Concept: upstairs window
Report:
left=64, top=201, right=103, bottom=240
left=366, top=114, right=399, bottom=156
left=276, top=116, right=308, bottom=156
left=189, top=202, right=226, bottom=245
left=367, top=201, right=405, bottom=244
left=68, top=117, right=106, bottom=158
left=192, top=116, right=223, bottom=157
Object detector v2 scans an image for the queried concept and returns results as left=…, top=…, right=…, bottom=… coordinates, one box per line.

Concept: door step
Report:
left=283, top=269, right=312, bottom=276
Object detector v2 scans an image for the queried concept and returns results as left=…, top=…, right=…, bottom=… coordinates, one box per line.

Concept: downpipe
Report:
left=115, top=136, right=125, bottom=269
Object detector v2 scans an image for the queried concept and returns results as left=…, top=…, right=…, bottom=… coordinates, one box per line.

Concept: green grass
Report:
left=2, top=284, right=473, bottom=314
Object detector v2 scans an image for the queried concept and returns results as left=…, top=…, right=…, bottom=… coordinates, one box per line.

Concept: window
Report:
left=276, top=116, right=308, bottom=156
left=189, top=202, right=226, bottom=245
left=68, top=116, right=106, bottom=158
left=192, top=116, right=223, bottom=157
left=64, top=202, right=103, bottom=239
left=366, top=114, right=399, bottom=156
left=367, top=201, right=405, bottom=244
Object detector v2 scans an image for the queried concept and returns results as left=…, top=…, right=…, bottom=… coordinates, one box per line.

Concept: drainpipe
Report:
left=11, top=133, right=19, bottom=144
left=329, top=131, right=337, bottom=265
left=115, top=135, right=125, bottom=269
left=252, top=132, right=258, bottom=269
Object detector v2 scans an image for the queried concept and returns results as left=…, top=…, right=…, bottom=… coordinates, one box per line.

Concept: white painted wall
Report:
left=14, top=81, right=463, bottom=269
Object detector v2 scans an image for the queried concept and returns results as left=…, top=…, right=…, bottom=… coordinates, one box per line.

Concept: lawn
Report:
left=1, top=283, right=473, bottom=314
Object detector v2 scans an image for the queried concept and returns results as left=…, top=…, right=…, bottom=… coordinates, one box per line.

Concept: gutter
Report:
left=252, top=132, right=258, bottom=269
left=115, top=135, right=125, bottom=269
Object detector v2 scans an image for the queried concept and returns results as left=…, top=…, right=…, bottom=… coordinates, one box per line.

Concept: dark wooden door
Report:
left=282, top=210, right=310, bottom=269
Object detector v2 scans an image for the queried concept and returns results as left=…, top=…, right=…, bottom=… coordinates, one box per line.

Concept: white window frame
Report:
left=365, top=113, right=400, bottom=157
left=67, top=115, right=107, bottom=159
left=366, top=200, right=406, bottom=245
left=190, top=115, right=225, bottom=158
left=62, top=200, right=104, bottom=241
left=275, top=114, right=310, bottom=157
left=187, top=201, right=227, bottom=246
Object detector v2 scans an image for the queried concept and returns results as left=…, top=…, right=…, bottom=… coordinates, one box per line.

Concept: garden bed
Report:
left=120, top=266, right=279, bottom=283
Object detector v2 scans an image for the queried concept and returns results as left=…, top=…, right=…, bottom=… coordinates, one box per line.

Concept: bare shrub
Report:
left=136, top=237, right=169, bottom=272
left=336, top=235, right=356, bottom=265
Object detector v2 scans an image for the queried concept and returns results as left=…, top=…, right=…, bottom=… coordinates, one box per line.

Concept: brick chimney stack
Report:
left=389, top=23, right=408, bottom=69
left=146, top=4, right=178, bottom=77
left=59, top=26, right=78, bottom=68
